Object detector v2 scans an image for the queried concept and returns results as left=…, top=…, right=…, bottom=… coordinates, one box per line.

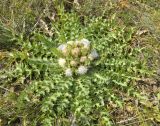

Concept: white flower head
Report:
left=58, top=44, right=67, bottom=51
left=65, top=68, right=72, bottom=77
left=80, top=38, right=90, bottom=48
left=58, top=58, right=66, bottom=67
left=77, top=65, right=88, bottom=75
left=88, top=49, right=99, bottom=60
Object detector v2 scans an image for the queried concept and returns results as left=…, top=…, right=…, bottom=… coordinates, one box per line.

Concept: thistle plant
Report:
left=57, top=39, right=99, bottom=77
left=0, top=7, right=153, bottom=126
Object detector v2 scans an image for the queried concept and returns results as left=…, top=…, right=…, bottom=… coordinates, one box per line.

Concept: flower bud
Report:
left=62, top=48, right=68, bottom=56
left=80, top=56, right=87, bottom=63
left=58, top=58, right=66, bottom=67
left=70, top=60, right=77, bottom=66
left=71, top=47, right=80, bottom=57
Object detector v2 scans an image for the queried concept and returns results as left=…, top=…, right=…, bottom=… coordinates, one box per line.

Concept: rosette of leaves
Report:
left=57, top=39, right=99, bottom=77
left=0, top=7, right=153, bottom=126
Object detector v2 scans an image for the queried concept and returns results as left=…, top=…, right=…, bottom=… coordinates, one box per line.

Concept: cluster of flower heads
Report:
left=57, top=39, right=99, bottom=77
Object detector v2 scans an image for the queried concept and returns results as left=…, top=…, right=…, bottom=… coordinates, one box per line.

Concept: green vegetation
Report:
left=0, top=0, right=159, bottom=126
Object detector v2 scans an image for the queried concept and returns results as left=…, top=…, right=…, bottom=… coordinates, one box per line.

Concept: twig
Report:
left=30, top=14, right=43, bottom=33
left=116, top=116, right=137, bottom=124
left=0, top=85, right=12, bottom=92
left=123, top=118, right=151, bottom=126
left=0, top=85, right=18, bottom=95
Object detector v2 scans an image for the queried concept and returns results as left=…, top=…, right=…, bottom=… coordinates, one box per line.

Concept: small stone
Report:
left=126, top=105, right=133, bottom=113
